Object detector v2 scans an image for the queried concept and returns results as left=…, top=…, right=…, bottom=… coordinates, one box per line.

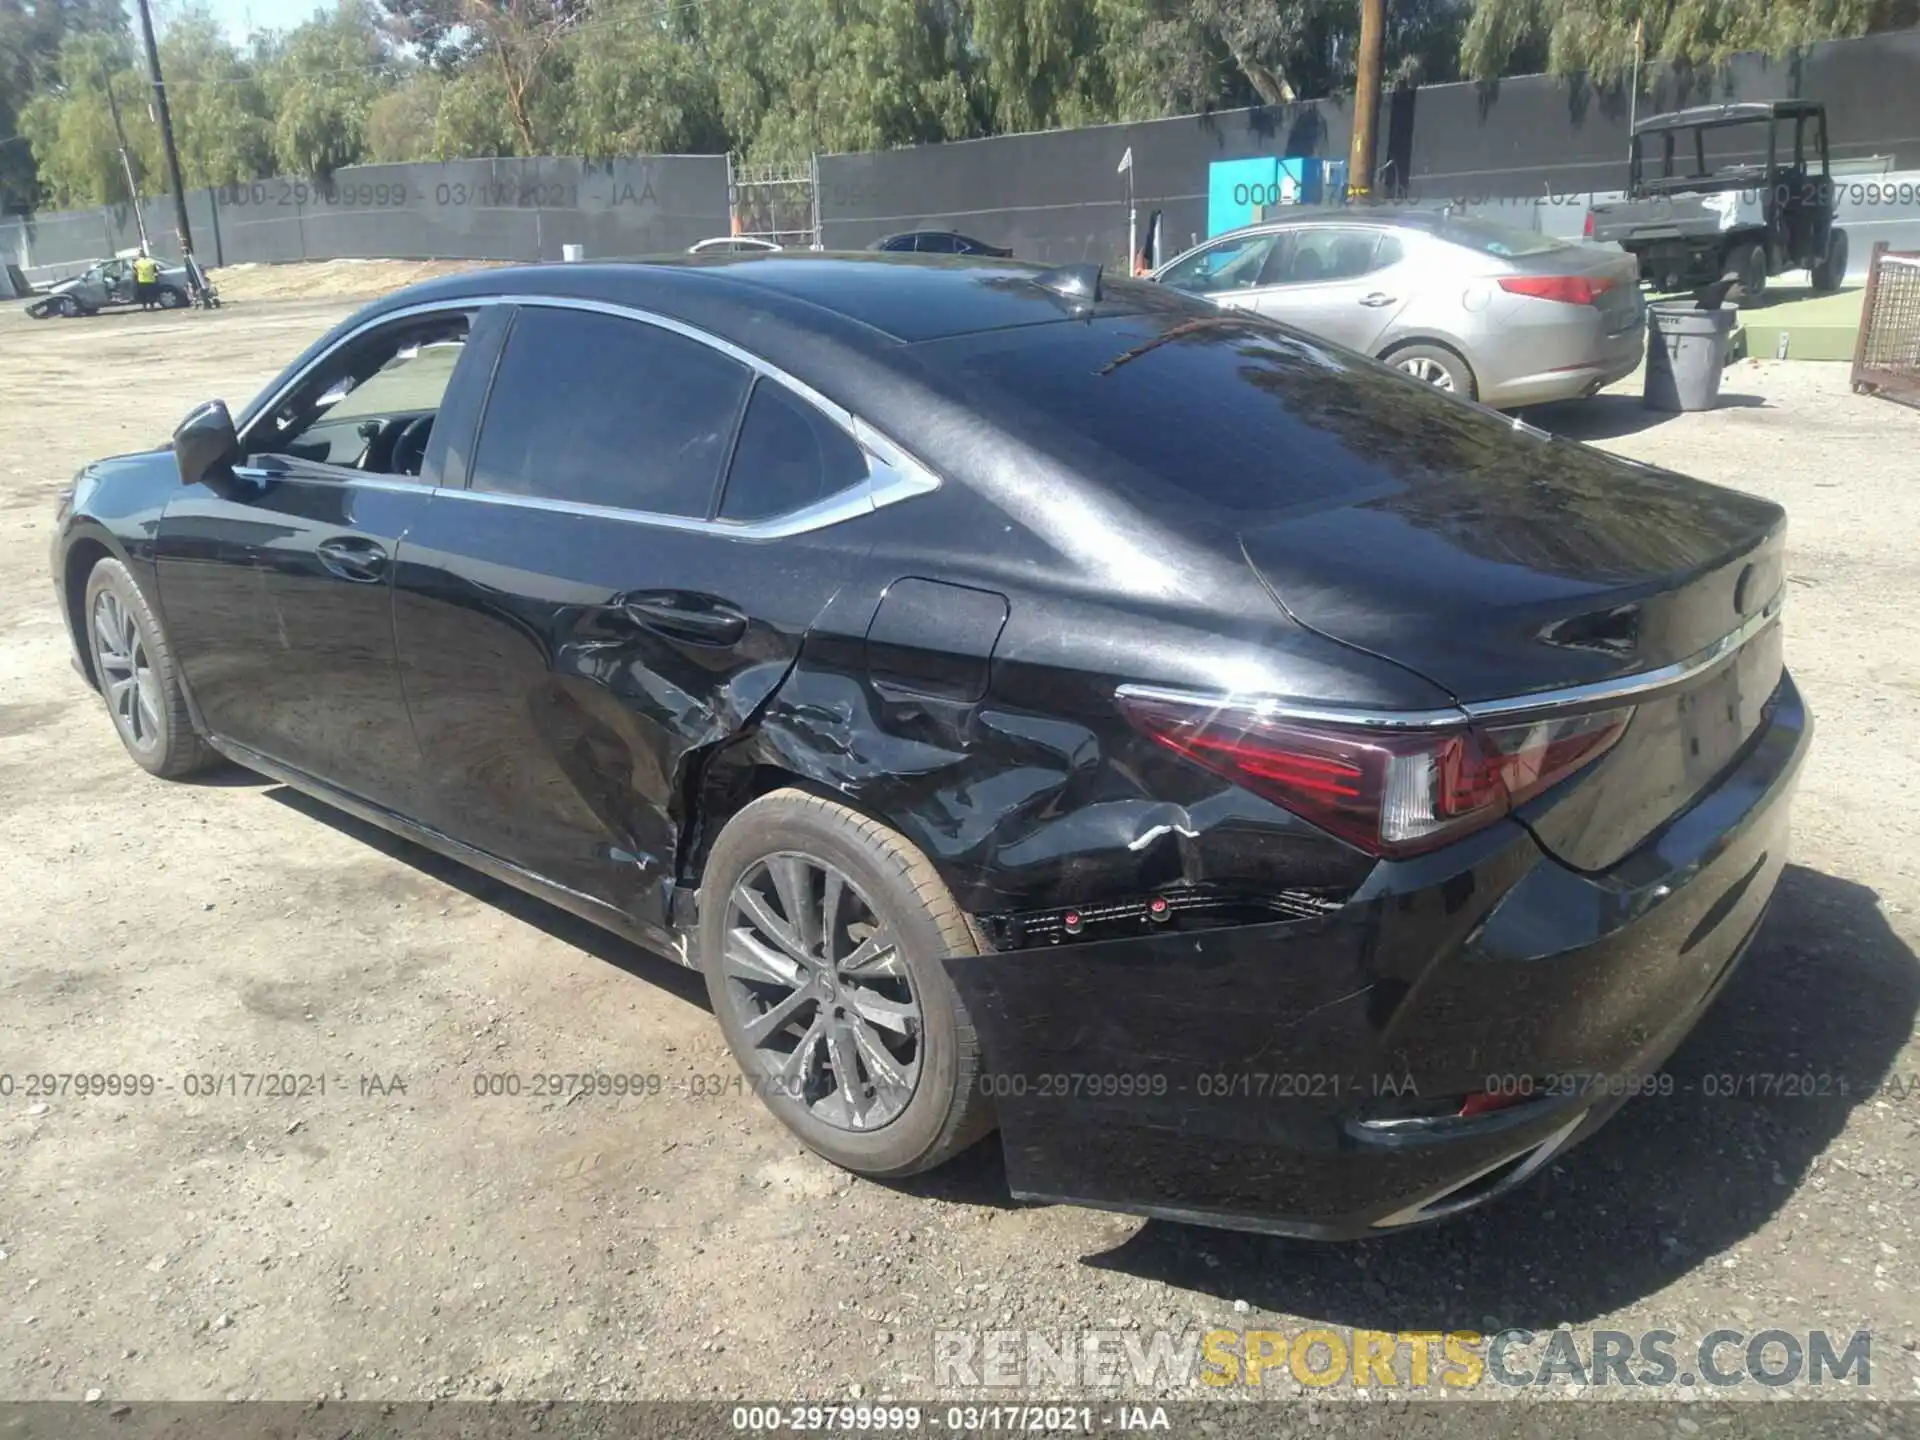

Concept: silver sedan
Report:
left=1150, top=209, right=1646, bottom=408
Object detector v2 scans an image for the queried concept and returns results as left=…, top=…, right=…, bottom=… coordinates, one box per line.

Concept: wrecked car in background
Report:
left=51, top=253, right=1808, bottom=1237
left=25, top=253, right=195, bottom=317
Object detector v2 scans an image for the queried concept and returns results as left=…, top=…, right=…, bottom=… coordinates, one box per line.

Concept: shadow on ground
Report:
left=261, top=782, right=709, bottom=1010
left=1078, top=864, right=1918, bottom=1326
left=1526, top=391, right=1770, bottom=443
left=1736, top=284, right=1863, bottom=312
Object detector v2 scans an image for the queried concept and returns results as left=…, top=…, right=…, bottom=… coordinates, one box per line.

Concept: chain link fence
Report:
left=1851, top=241, right=1920, bottom=406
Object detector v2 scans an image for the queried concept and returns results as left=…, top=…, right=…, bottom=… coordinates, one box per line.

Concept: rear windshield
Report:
left=921, top=309, right=1514, bottom=515
left=1427, top=214, right=1566, bottom=259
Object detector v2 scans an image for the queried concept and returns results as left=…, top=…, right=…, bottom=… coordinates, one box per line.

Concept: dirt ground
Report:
left=209, top=259, right=500, bottom=304
left=2, top=287, right=1919, bottom=1413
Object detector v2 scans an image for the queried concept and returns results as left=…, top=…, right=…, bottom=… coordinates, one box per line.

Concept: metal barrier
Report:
left=1851, top=241, right=1920, bottom=407
left=0, top=156, right=731, bottom=277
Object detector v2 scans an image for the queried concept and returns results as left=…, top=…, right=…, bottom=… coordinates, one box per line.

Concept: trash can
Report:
left=1644, top=300, right=1737, bottom=412
left=561, top=243, right=585, bottom=263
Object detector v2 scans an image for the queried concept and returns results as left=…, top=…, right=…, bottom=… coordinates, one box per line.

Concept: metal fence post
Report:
left=1851, top=240, right=1889, bottom=387
left=810, top=152, right=822, bottom=249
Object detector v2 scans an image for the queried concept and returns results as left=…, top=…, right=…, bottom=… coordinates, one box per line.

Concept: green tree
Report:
left=263, top=0, right=392, bottom=175
left=431, top=65, right=517, bottom=156
left=162, top=7, right=275, bottom=188
left=1, top=0, right=128, bottom=208
left=366, top=71, right=440, bottom=160
left=17, top=32, right=152, bottom=205
left=454, top=0, right=586, bottom=154
left=1461, top=0, right=1896, bottom=83
left=560, top=0, right=726, bottom=156
left=701, top=0, right=983, bottom=161
left=1128, top=0, right=1465, bottom=116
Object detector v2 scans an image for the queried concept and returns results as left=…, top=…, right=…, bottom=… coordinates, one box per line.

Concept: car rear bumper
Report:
left=941, top=670, right=1810, bottom=1239
left=1482, top=327, right=1646, bottom=408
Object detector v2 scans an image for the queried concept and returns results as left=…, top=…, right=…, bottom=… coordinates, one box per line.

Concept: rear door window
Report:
left=1276, top=227, right=1395, bottom=284
left=469, top=306, right=751, bottom=516
left=1430, top=215, right=1568, bottom=259
left=717, top=381, right=871, bottom=522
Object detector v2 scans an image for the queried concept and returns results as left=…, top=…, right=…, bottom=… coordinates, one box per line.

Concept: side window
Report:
left=1279, top=227, right=1387, bottom=284
left=717, top=381, right=870, bottom=523
left=919, top=233, right=958, bottom=253
left=1157, top=232, right=1285, bottom=295
left=250, top=312, right=470, bottom=478
left=469, top=307, right=751, bottom=516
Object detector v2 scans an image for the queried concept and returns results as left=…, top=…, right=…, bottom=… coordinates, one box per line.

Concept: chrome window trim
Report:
left=235, top=291, right=941, bottom=538
left=238, top=297, right=488, bottom=450
left=1116, top=587, right=1784, bottom=730
left=230, top=463, right=431, bottom=496
left=430, top=456, right=930, bottom=542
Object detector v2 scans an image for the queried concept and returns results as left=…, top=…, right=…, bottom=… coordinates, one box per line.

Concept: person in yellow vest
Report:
left=132, top=251, right=160, bottom=310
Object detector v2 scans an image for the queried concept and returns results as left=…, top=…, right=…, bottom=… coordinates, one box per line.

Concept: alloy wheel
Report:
left=1397, top=355, right=1456, bottom=390
left=721, top=852, right=923, bottom=1131
left=92, top=589, right=161, bottom=754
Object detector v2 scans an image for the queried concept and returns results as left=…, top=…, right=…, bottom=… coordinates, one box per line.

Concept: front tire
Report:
left=698, top=789, right=994, bottom=1178
left=83, top=558, right=217, bottom=779
left=1811, top=230, right=1847, bottom=294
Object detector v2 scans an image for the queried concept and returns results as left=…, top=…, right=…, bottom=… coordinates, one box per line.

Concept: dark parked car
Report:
left=52, top=255, right=1807, bottom=1237
left=869, top=231, right=1013, bottom=257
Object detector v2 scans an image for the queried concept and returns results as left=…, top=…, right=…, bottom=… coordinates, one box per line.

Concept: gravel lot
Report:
left=2, top=293, right=1918, bottom=1414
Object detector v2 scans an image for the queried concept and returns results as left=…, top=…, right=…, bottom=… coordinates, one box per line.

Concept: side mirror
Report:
left=173, top=400, right=239, bottom=488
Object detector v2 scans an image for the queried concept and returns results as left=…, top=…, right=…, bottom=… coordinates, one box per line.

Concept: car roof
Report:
left=1633, top=100, right=1824, bottom=134
left=1189, top=207, right=1486, bottom=245
left=355, top=251, right=1175, bottom=351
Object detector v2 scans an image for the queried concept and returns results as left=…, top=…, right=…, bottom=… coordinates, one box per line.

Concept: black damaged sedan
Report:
left=51, top=254, right=1808, bottom=1237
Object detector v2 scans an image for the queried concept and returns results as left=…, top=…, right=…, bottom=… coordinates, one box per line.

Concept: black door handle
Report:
left=615, top=591, right=748, bottom=646
left=316, top=536, right=389, bottom=583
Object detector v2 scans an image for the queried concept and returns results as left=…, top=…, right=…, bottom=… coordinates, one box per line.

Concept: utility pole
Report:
left=102, top=69, right=151, bottom=252
left=1627, top=16, right=1645, bottom=162
left=131, top=0, right=201, bottom=293
left=1346, top=0, right=1386, bottom=202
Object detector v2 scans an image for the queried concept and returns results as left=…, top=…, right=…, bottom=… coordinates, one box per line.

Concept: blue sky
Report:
left=157, top=0, right=327, bottom=45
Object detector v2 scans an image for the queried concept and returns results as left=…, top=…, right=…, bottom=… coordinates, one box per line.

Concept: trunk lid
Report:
left=1239, top=440, right=1787, bottom=869
left=1504, top=242, right=1645, bottom=333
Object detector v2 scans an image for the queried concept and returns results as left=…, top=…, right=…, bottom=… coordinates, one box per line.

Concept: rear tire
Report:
left=1810, top=230, right=1847, bottom=294
left=83, top=558, right=218, bottom=779
left=698, top=789, right=994, bottom=1178
left=56, top=295, right=79, bottom=318
left=157, top=285, right=188, bottom=310
left=1726, top=241, right=1767, bottom=304
left=1383, top=341, right=1477, bottom=399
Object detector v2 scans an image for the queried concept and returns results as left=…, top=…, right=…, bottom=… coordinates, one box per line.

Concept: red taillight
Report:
left=1119, top=695, right=1631, bottom=858
left=1498, top=273, right=1616, bottom=305
left=1459, top=1089, right=1531, bottom=1118
left=1583, top=210, right=1595, bottom=238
